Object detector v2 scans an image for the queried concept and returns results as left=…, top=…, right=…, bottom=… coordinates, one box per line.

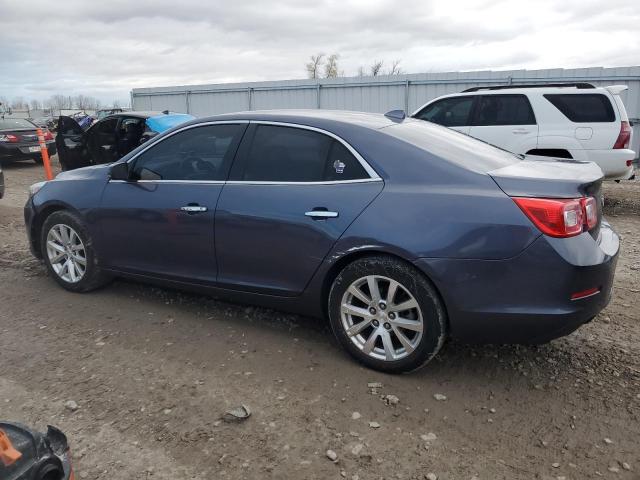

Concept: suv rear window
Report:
left=544, top=94, right=615, bottom=122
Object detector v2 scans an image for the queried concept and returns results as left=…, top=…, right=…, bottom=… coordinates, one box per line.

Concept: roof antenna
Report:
left=384, top=109, right=406, bottom=122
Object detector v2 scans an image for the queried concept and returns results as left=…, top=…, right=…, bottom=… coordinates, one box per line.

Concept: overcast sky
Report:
left=1, top=0, right=638, bottom=105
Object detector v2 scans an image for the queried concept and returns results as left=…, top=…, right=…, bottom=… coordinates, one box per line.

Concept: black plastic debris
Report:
left=0, top=421, right=73, bottom=480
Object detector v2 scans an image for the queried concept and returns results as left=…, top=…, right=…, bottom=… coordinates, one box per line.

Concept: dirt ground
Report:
left=0, top=158, right=638, bottom=480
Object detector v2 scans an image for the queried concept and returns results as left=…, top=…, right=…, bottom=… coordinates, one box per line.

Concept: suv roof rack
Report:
left=462, top=83, right=596, bottom=92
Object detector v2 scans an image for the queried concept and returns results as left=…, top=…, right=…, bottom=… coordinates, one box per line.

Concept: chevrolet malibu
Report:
left=24, top=110, right=619, bottom=373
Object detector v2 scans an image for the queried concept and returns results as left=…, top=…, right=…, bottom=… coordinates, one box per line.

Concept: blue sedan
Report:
left=24, top=110, right=619, bottom=372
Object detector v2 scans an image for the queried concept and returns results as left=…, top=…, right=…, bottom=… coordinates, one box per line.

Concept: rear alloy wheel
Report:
left=329, top=256, right=446, bottom=373
left=41, top=210, right=111, bottom=292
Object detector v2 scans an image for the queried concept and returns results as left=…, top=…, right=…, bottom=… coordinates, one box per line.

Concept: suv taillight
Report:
left=613, top=120, right=631, bottom=149
left=513, top=197, right=598, bottom=238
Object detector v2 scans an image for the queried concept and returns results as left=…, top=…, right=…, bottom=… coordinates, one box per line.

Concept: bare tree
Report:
left=356, top=66, right=366, bottom=77
left=305, top=53, right=325, bottom=79
left=370, top=60, right=384, bottom=77
left=73, top=94, right=91, bottom=110
left=324, top=53, right=340, bottom=78
left=11, top=97, right=26, bottom=110
left=387, top=59, right=403, bottom=75
left=112, top=100, right=121, bottom=109
left=29, top=99, right=42, bottom=111
left=48, top=94, right=71, bottom=110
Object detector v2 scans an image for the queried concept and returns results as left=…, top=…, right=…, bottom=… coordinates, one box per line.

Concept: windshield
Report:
left=0, top=118, right=36, bottom=130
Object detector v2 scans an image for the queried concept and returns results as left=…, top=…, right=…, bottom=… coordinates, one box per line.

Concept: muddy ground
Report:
left=0, top=158, right=638, bottom=480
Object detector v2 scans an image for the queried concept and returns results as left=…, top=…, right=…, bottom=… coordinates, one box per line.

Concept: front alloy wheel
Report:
left=40, top=210, right=111, bottom=292
left=46, top=224, right=87, bottom=283
left=329, top=255, right=446, bottom=373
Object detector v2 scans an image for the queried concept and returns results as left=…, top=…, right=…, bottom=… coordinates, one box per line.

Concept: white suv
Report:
left=412, top=83, right=635, bottom=180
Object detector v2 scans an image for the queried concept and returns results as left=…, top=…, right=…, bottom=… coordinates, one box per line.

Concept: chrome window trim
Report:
left=110, top=118, right=382, bottom=185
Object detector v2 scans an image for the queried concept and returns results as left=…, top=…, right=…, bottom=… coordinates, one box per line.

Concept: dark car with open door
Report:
left=55, top=111, right=194, bottom=171
left=0, top=117, right=56, bottom=164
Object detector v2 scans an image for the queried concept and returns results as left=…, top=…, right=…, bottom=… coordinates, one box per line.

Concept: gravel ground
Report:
left=0, top=158, right=638, bottom=480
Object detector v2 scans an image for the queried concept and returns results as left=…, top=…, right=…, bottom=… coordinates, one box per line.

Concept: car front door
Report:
left=468, top=94, right=538, bottom=154
left=55, top=116, right=91, bottom=171
left=413, top=96, right=475, bottom=135
left=94, top=122, right=247, bottom=283
left=214, top=123, right=384, bottom=296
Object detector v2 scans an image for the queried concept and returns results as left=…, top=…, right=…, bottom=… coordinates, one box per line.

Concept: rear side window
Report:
left=238, top=125, right=368, bottom=182
left=544, top=94, right=615, bottom=122
left=414, top=96, right=474, bottom=127
left=474, top=94, right=536, bottom=126
left=131, top=124, right=244, bottom=181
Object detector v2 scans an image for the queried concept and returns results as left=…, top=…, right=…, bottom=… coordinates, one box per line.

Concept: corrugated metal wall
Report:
left=132, top=66, right=640, bottom=157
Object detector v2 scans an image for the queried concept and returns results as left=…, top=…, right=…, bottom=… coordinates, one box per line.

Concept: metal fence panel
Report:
left=132, top=67, right=640, bottom=158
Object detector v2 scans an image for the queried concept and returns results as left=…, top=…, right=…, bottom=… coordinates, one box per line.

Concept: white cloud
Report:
left=0, top=0, right=638, bottom=104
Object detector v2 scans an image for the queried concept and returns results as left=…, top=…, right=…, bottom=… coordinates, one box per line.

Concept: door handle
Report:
left=180, top=205, right=208, bottom=213
left=305, top=210, right=339, bottom=220
left=512, top=128, right=531, bottom=134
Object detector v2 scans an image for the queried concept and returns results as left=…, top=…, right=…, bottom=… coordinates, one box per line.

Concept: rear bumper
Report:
left=0, top=141, right=56, bottom=161
left=415, top=221, right=619, bottom=344
left=581, top=148, right=635, bottom=180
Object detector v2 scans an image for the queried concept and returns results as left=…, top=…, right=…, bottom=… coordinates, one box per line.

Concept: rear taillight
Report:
left=0, top=134, right=19, bottom=143
left=581, top=197, right=598, bottom=230
left=613, top=120, right=631, bottom=149
left=627, top=160, right=633, bottom=167
left=513, top=196, right=598, bottom=238
left=43, top=130, right=54, bottom=141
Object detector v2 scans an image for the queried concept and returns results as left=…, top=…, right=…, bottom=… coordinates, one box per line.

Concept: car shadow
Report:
left=105, top=277, right=584, bottom=386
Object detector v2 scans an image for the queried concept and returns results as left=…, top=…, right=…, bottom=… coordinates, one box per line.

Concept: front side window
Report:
left=474, top=94, right=536, bottom=126
left=415, top=96, right=474, bottom=127
left=239, top=125, right=369, bottom=182
left=544, top=94, right=615, bottom=122
left=131, top=124, right=244, bottom=181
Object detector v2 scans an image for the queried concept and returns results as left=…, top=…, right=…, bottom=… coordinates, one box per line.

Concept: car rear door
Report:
left=214, top=123, right=383, bottom=296
left=87, top=117, right=120, bottom=164
left=468, top=94, right=538, bottom=154
left=413, top=96, right=475, bottom=134
left=95, top=122, right=247, bottom=283
left=55, top=116, right=91, bottom=171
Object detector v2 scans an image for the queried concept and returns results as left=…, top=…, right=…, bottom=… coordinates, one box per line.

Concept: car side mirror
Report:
left=110, top=162, right=130, bottom=181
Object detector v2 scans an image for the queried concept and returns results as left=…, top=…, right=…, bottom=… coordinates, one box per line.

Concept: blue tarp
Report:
left=145, top=113, right=195, bottom=133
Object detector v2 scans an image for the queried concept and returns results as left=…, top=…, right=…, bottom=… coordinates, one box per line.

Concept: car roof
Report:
left=103, top=111, right=162, bottom=119
left=193, top=109, right=398, bottom=131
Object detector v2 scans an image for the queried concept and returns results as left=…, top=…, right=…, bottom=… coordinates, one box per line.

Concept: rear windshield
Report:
left=383, top=119, right=519, bottom=173
left=0, top=118, right=36, bottom=130
left=544, top=94, right=615, bottom=122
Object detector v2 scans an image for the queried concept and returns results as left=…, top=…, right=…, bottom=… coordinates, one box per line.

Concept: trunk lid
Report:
left=489, top=156, right=604, bottom=238
left=2, top=129, right=39, bottom=144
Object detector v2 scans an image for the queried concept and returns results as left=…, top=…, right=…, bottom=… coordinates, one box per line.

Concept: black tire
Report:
left=328, top=255, right=447, bottom=373
left=32, top=156, right=43, bottom=164
left=40, top=210, right=111, bottom=292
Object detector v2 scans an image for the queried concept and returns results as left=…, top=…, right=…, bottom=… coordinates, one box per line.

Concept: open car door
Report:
left=55, top=116, right=91, bottom=171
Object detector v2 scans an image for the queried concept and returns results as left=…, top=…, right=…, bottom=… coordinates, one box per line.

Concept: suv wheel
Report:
left=328, top=255, right=446, bottom=373
left=41, top=210, right=111, bottom=292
